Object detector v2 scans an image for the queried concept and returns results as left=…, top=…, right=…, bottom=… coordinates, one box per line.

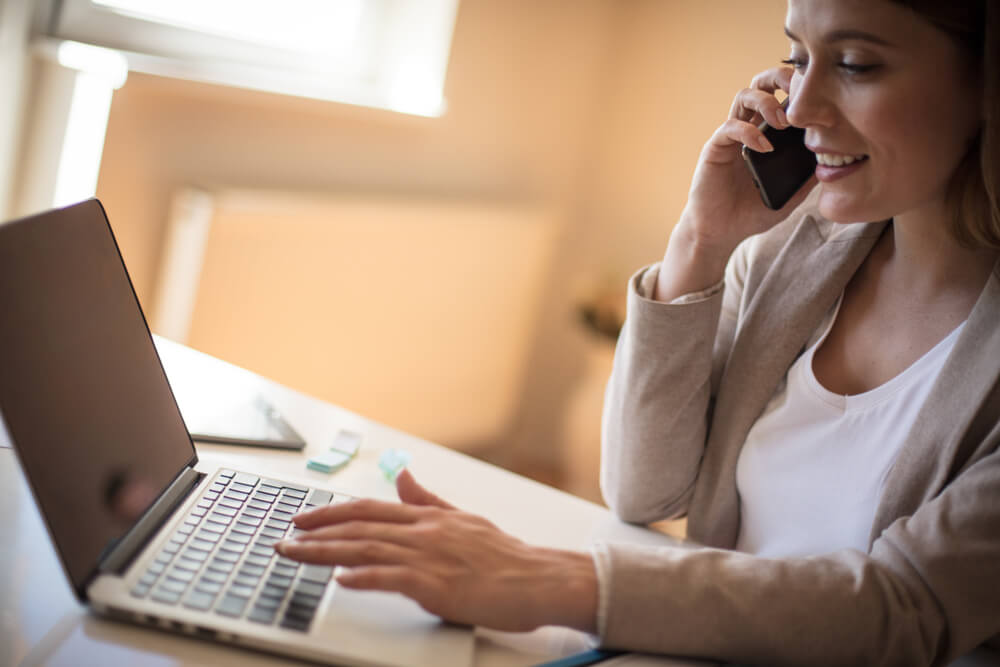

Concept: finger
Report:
left=276, top=537, right=417, bottom=567
left=293, top=497, right=423, bottom=529
left=396, top=469, right=456, bottom=510
left=729, top=87, right=789, bottom=130
left=749, top=66, right=794, bottom=97
left=291, top=519, right=421, bottom=549
left=704, top=118, right=774, bottom=162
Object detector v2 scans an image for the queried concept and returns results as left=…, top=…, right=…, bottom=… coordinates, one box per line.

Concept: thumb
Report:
left=396, top=468, right=456, bottom=510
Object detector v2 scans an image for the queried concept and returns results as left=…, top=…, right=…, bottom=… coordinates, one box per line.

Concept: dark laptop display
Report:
left=0, top=200, right=196, bottom=596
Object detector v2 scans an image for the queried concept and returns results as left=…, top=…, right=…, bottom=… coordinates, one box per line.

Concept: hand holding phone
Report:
left=741, top=100, right=816, bottom=210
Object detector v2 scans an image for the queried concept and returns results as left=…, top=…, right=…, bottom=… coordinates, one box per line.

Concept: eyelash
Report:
left=780, top=57, right=880, bottom=75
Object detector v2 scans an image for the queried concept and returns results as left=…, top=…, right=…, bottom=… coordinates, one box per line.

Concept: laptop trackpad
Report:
left=310, top=583, right=474, bottom=667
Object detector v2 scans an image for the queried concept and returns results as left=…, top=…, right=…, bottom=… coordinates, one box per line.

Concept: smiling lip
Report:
left=808, top=146, right=869, bottom=183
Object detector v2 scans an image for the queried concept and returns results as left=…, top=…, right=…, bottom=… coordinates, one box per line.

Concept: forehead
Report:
left=785, top=0, right=924, bottom=44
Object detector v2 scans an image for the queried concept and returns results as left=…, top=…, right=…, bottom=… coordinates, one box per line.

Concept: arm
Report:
left=599, top=255, right=737, bottom=524
left=595, top=444, right=1000, bottom=666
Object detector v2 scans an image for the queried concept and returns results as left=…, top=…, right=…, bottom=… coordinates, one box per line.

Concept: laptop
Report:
left=0, top=199, right=473, bottom=667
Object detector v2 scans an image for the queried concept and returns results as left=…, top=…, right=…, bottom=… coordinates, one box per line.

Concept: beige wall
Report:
left=93, top=0, right=789, bottom=487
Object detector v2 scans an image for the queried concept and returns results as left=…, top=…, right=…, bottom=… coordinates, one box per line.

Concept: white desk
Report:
left=1, top=338, right=706, bottom=667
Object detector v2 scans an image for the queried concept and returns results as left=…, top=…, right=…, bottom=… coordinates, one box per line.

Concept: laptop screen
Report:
left=0, top=200, right=197, bottom=597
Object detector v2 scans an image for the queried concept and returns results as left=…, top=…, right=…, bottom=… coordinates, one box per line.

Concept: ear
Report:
left=396, top=468, right=456, bottom=510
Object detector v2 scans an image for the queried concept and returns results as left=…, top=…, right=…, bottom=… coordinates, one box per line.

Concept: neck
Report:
left=882, top=206, right=997, bottom=302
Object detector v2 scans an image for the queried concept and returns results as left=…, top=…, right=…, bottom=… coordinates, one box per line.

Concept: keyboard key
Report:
left=195, top=529, right=221, bottom=543
left=202, top=570, right=228, bottom=583
left=166, top=568, right=195, bottom=583
left=195, top=579, right=224, bottom=594
left=270, top=510, right=294, bottom=522
left=253, top=490, right=277, bottom=502
left=219, top=469, right=236, bottom=479
left=273, top=563, right=298, bottom=577
left=306, top=489, right=333, bottom=506
left=177, top=523, right=195, bottom=535
left=197, top=499, right=213, bottom=510
left=234, top=573, right=261, bottom=587
left=275, top=501, right=298, bottom=514
left=147, top=561, right=166, bottom=575
left=130, top=582, right=151, bottom=598
left=300, top=565, right=334, bottom=583
left=226, top=533, right=252, bottom=545
left=267, top=573, right=293, bottom=588
left=245, top=554, right=272, bottom=567
left=236, top=516, right=262, bottom=529
left=215, top=540, right=240, bottom=563
left=174, top=557, right=202, bottom=572
left=139, top=571, right=160, bottom=586
left=183, top=590, right=216, bottom=611
left=213, top=505, right=238, bottom=517
left=208, top=512, right=233, bottom=525
left=204, top=490, right=220, bottom=501
left=259, top=584, right=289, bottom=600
left=248, top=605, right=278, bottom=624
left=207, top=560, right=235, bottom=574
left=162, top=541, right=181, bottom=555
left=247, top=499, right=271, bottom=511
left=201, top=520, right=227, bottom=534
left=188, top=538, right=215, bottom=552
left=232, top=472, right=260, bottom=487
left=159, top=578, right=189, bottom=594
left=230, top=523, right=256, bottom=536
left=242, top=508, right=267, bottom=519
left=182, top=548, right=209, bottom=563
left=261, top=527, right=286, bottom=540
left=279, top=616, right=311, bottom=632
left=239, top=563, right=266, bottom=576
left=282, top=488, right=307, bottom=500
left=294, top=580, right=327, bottom=598
left=209, top=482, right=226, bottom=494
left=224, top=489, right=250, bottom=502
left=249, top=544, right=274, bottom=558
left=215, top=594, right=248, bottom=617
left=260, top=482, right=282, bottom=494
left=151, top=587, right=182, bottom=605
left=265, top=518, right=291, bottom=531
left=191, top=506, right=208, bottom=517
left=218, top=498, right=244, bottom=510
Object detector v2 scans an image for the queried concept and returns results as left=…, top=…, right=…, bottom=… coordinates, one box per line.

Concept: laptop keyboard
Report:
left=130, top=470, right=352, bottom=632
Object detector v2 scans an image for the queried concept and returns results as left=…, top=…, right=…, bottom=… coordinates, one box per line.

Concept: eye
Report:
left=838, top=62, right=881, bottom=75
left=780, top=57, right=807, bottom=71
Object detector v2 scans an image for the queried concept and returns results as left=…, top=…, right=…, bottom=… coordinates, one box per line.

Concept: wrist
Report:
left=528, top=548, right=599, bottom=633
left=654, top=220, right=733, bottom=302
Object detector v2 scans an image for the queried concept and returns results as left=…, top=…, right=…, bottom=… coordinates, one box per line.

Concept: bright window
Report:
left=49, top=0, right=459, bottom=116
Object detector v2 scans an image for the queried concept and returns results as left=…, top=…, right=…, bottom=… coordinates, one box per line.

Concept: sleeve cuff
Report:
left=635, top=264, right=725, bottom=305
left=589, top=543, right=612, bottom=641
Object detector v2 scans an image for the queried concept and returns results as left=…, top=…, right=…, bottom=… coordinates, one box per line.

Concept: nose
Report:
left=785, top=67, right=835, bottom=129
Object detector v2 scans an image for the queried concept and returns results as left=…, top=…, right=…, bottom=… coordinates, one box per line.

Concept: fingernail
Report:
left=777, top=108, right=788, bottom=127
left=756, top=136, right=774, bottom=152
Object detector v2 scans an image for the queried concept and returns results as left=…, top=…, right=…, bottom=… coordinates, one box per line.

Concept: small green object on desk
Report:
left=306, top=449, right=353, bottom=473
left=306, top=429, right=364, bottom=474
left=377, top=448, right=412, bottom=481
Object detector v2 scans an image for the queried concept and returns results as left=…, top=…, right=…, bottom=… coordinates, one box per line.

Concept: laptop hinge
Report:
left=99, top=466, right=203, bottom=575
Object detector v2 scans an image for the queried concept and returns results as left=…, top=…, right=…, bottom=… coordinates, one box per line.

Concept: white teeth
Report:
left=815, top=152, right=867, bottom=167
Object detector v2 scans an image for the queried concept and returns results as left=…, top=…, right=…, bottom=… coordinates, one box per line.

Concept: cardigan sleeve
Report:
left=599, top=241, right=750, bottom=524
left=592, top=431, right=1000, bottom=666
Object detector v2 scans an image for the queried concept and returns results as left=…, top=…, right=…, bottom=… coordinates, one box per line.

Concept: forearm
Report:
left=654, top=212, right=739, bottom=303
left=600, top=266, right=725, bottom=523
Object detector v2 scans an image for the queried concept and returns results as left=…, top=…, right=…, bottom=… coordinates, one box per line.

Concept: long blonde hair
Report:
left=893, top=0, right=1000, bottom=250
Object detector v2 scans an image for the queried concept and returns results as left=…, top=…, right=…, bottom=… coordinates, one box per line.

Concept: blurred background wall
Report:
left=4, top=0, right=788, bottom=503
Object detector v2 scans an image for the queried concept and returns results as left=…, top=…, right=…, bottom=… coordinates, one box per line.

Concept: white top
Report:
left=735, top=298, right=964, bottom=557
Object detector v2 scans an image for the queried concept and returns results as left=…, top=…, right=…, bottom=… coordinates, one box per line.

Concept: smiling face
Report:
left=784, top=0, right=982, bottom=225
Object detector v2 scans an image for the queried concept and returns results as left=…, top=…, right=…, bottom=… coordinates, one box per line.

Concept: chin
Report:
left=816, top=187, right=884, bottom=225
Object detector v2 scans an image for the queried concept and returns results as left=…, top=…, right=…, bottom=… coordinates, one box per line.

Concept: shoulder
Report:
left=730, top=189, right=885, bottom=294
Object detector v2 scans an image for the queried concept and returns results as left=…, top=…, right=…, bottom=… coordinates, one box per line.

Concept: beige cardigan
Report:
left=597, top=204, right=1000, bottom=666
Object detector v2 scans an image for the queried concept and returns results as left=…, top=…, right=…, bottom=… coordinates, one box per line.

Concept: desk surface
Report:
left=2, top=337, right=702, bottom=667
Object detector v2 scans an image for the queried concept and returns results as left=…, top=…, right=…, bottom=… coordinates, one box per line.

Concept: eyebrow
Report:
left=784, top=26, right=894, bottom=47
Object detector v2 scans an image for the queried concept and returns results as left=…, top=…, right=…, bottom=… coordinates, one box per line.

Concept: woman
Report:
left=277, top=1, right=1000, bottom=664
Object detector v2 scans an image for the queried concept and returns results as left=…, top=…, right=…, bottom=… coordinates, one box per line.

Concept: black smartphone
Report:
left=741, top=101, right=815, bottom=210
